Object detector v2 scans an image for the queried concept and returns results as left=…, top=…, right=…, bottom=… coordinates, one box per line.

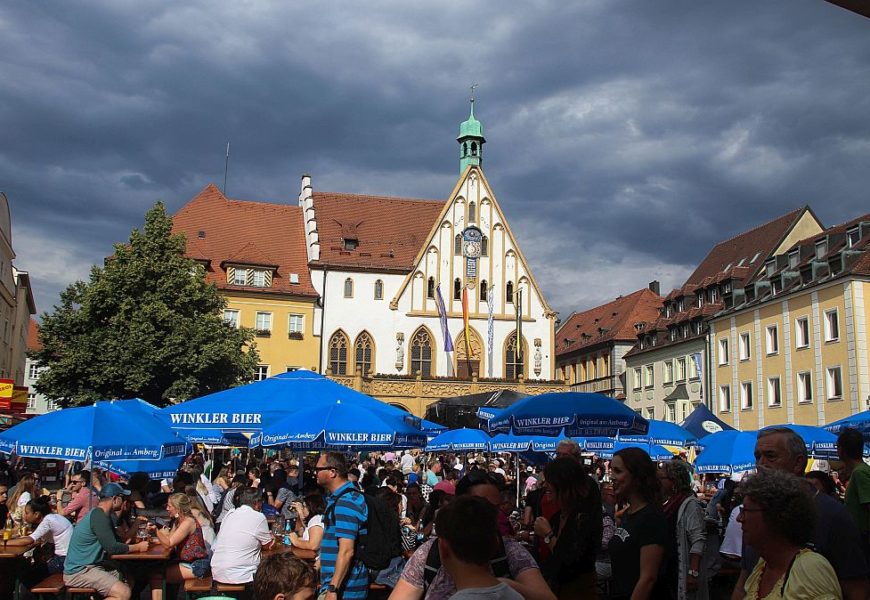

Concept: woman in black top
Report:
left=608, top=447, right=669, bottom=600
left=533, top=457, right=603, bottom=598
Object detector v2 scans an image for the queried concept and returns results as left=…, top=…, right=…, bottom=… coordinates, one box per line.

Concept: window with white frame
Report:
left=741, top=382, right=753, bottom=410
left=374, top=279, right=384, bottom=300
left=633, top=367, right=642, bottom=391
left=679, top=402, right=689, bottom=421
left=644, top=365, right=654, bottom=388
left=766, top=324, right=778, bottom=355
left=27, top=393, right=36, bottom=410
left=344, top=278, right=354, bottom=298
left=46, top=400, right=57, bottom=411
left=767, top=377, right=782, bottom=407
left=826, top=366, right=843, bottom=400
left=788, top=251, right=799, bottom=268
left=676, top=357, right=687, bottom=382
left=667, top=404, right=676, bottom=422
left=718, top=338, right=729, bottom=365
left=719, top=385, right=731, bottom=412
left=815, top=239, right=828, bottom=259
left=824, top=309, right=839, bottom=342
left=251, top=269, right=267, bottom=287
left=288, top=314, right=304, bottom=333
left=677, top=298, right=685, bottom=312
left=255, top=312, right=272, bottom=332
left=646, top=407, right=655, bottom=420
left=848, top=227, right=860, bottom=248
left=795, top=317, right=809, bottom=348
left=28, top=363, right=40, bottom=380
left=669, top=329, right=677, bottom=342
left=797, top=372, right=813, bottom=403
left=739, top=332, right=751, bottom=361
left=254, top=365, right=270, bottom=381
left=664, top=361, right=674, bottom=384
left=689, top=355, right=699, bottom=379
left=223, top=309, right=240, bottom=328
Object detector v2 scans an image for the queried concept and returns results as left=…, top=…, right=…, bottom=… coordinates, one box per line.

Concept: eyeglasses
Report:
left=313, top=466, right=335, bottom=473
left=71, top=480, right=85, bottom=485
left=739, top=506, right=763, bottom=514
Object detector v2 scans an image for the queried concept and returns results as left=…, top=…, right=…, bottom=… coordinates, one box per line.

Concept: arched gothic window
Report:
left=481, top=236, right=488, bottom=257
left=454, top=234, right=462, bottom=255
left=410, top=328, right=434, bottom=377
left=469, top=202, right=476, bottom=223
left=480, top=280, right=488, bottom=302
left=454, top=278, right=462, bottom=301
left=506, top=281, right=514, bottom=304
left=343, top=278, right=353, bottom=298
left=505, top=333, right=524, bottom=380
left=373, top=279, right=384, bottom=300
left=329, top=331, right=349, bottom=375
left=354, top=332, right=374, bottom=375
left=427, top=276, right=435, bottom=299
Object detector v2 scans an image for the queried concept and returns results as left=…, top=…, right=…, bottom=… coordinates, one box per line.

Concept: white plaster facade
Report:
left=303, top=167, right=556, bottom=380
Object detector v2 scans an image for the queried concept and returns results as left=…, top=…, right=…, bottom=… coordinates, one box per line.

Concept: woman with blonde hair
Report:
left=148, top=492, right=209, bottom=600
left=183, top=485, right=216, bottom=548
left=7, top=473, right=39, bottom=526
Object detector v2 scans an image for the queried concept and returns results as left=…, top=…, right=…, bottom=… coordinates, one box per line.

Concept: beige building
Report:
left=624, top=207, right=823, bottom=423
left=711, top=213, right=870, bottom=428
left=0, top=193, right=37, bottom=386
left=555, top=285, right=662, bottom=399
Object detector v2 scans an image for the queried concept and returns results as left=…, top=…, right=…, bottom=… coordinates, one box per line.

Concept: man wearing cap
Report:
left=63, top=483, right=150, bottom=600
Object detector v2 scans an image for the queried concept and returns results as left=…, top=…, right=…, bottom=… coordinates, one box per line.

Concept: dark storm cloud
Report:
left=3, top=1, right=870, bottom=318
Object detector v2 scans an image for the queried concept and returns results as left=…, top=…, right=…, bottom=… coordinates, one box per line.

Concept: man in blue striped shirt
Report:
left=317, top=452, right=369, bottom=600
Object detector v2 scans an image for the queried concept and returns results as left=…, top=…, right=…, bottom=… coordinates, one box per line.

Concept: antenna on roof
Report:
left=223, top=142, right=230, bottom=196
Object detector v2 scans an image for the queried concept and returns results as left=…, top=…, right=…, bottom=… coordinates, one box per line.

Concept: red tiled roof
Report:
left=556, top=288, right=662, bottom=357
left=172, top=184, right=318, bottom=297
left=27, top=318, right=41, bottom=351
left=684, top=207, right=807, bottom=286
left=310, top=192, right=445, bottom=271
left=223, top=242, right=278, bottom=269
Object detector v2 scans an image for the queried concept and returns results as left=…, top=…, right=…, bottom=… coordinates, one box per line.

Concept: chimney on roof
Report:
left=649, top=280, right=660, bottom=295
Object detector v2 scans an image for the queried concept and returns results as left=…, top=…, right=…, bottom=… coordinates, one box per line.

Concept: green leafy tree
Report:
left=31, top=201, right=259, bottom=407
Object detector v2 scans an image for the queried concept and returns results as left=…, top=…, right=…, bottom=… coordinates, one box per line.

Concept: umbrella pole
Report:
left=515, top=453, right=520, bottom=508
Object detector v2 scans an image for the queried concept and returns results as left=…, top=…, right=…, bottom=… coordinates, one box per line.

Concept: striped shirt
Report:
left=321, top=482, right=369, bottom=599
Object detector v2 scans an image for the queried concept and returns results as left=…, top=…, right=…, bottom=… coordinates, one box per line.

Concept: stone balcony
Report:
left=327, top=368, right=568, bottom=416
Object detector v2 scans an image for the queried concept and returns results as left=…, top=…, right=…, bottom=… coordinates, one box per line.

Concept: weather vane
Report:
left=469, top=82, right=478, bottom=102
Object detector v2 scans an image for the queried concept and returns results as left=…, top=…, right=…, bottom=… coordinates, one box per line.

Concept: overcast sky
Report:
left=4, top=1, right=870, bottom=321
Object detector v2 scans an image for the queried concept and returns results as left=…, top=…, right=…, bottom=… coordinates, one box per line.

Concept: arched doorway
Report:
left=454, top=327, right=484, bottom=379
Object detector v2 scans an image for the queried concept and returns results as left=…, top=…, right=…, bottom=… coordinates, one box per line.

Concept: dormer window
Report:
left=343, top=238, right=358, bottom=251
left=676, top=298, right=685, bottom=312
left=723, top=281, right=732, bottom=294
left=669, top=328, right=677, bottom=342
left=696, top=294, right=703, bottom=308
left=848, top=227, right=860, bottom=248
left=815, top=239, right=827, bottom=259
left=665, top=304, right=673, bottom=318
left=228, top=267, right=272, bottom=288
left=709, top=288, right=718, bottom=302
left=772, top=279, right=782, bottom=296
left=681, top=324, right=690, bottom=338
left=233, top=269, right=247, bottom=286
left=765, top=260, right=776, bottom=277
left=788, top=250, right=799, bottom=269
left=251, top=269, right=266, bottom=287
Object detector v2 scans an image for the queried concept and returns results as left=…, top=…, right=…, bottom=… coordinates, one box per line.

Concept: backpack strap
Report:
left=423, top=541, right=442, bottom=593
left=324, top=486, right=357, bottom=526
left=422, top=535, right=510, bottom=593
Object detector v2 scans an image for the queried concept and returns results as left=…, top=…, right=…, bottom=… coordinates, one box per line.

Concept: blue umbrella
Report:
left=420, top=420, right=448, bottom=433
left=693, top=430, right=758, bottom=475
left=619, top=420, right=697, bottom=447
left=487, top=392, right=649, bottom=437
left=477, top=407, right=505, bottom=421
left=0, top=399, right=187, bottom=462
left=578, top=437, right=616, bottom=453
left=681, top=403, right=736, bottom=438
left=162, top=370, right=419, bottom=437
left=487, top=433, right=562, bottom=453
left=426, top=428, right=491, bottom=452
left=825, top=411, right=870, bottom=439
left=254, top=399, right=427, bottom=450
left=760, top=424, right=843, bottom=459
left=99, top=455, right=187, bottom=480
left=594, top=441, right=678, bottom=461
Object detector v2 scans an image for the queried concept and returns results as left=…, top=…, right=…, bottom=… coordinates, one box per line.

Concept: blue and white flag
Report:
left=487, top=284, right=494, bottom=377
left=692, top=353, right=703, bottom=378
left=435, top=285, right=455, bottom=375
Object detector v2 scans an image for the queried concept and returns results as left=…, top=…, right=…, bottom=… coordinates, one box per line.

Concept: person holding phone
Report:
left=287, top=493, right=325, bottom=554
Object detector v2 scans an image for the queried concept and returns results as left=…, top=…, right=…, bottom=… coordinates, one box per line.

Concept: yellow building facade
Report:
left=712, top=215, right=870, bottom=428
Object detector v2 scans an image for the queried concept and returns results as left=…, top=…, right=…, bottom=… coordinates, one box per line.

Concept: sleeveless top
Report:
left=178, top=518, right=209, bottom=562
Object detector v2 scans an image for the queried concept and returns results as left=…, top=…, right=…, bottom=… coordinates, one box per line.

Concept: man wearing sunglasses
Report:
left=56, top=470, right=99, bottom=523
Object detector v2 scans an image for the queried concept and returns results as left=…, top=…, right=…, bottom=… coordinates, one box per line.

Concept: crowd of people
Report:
left=2, top=425, right=870, bottom=599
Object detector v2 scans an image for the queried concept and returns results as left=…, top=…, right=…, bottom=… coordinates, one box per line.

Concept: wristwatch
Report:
left=687, top=569, right=700, bottom=577
left=543, top=532, right=554, bottom=544
left=327, top=584, right=337, bottom=593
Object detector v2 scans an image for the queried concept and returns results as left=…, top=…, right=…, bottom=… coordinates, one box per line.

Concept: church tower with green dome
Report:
left=457, top=96, right=485, bottom=175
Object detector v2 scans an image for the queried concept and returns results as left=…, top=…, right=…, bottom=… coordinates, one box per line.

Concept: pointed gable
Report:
left=311, top=192, right=444, bottom=272
left=172, top=184, right=317, bottom=297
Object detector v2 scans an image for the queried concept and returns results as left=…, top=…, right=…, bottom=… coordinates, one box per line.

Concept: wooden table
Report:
left=0, top=542, right=35, bottom=560
left=262, top=543, right=316, bottom=561
left=111, top=541, right=172, bottom=561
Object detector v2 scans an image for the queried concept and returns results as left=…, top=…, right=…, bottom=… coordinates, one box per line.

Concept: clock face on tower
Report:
left=464, top=240, right=481, bottom=258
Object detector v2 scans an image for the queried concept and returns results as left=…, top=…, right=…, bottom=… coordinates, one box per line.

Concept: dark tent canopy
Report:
left=424, top=390, right=529, bottom=430
left=681, top=403, right=736, bottom=438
